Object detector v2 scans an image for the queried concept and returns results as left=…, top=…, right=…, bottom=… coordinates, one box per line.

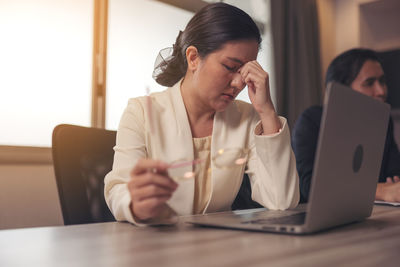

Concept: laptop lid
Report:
left=186, top=82, right=390, bottom=234
left=303, top=82, right=390, bottom=232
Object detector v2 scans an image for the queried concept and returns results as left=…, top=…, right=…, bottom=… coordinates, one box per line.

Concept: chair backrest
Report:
left=52, top=124, right=116, bottom=225
left=231, top=173, right=263, bottom=210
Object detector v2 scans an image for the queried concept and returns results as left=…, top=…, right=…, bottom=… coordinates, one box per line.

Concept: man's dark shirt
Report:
left=292, top=105, right=400, bottom=203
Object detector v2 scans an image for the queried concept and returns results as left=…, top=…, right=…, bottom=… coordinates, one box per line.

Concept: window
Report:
left=0, top=0, right=93, bottom=147
left=106, top=0, right=193, bottom=130
left=0, top=0, right=274, bottom=146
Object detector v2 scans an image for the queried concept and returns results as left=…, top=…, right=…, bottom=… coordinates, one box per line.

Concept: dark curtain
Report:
left=378, top=49, right=400, bottom=109
left=271, top=0, right=323, bottom=128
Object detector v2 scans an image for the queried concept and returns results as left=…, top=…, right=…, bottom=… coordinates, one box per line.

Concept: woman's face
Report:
left=350, top=60, right=387, bottom=102
left=190, top=40, right=259, bottom=112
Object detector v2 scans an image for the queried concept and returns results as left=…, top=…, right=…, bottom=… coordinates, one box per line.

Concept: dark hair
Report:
left=154, top=2, right=262, bottom=87
left=325, top=48, right=382, bottom=86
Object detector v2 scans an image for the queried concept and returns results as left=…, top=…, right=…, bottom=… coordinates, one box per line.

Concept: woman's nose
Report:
left=231, top=72, right=245, bottom=90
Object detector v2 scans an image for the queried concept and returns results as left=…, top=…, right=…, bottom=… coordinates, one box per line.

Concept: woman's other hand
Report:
left=128, top=159, right=178, bottom=221
left=239, top=60, right=273, bottom=114
left=239, top=60, right=281, bottom=134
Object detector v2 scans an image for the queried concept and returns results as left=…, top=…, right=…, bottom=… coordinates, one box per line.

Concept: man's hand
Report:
left=376, top=176, right=400, bottom=202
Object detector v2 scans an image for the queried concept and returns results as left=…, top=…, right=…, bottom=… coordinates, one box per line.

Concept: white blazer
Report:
left=104, top=81, right=299, bottom=224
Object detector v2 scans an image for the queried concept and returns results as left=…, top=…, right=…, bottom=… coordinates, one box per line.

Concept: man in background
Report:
left=292, top=48, right=400, bottom=203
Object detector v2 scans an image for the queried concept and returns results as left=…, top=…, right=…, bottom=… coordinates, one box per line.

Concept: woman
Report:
left=105, top=3, right=299, bottom=225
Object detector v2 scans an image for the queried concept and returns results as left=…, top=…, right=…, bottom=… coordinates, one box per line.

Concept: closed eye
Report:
left=222, top=64, right=236, bottom=72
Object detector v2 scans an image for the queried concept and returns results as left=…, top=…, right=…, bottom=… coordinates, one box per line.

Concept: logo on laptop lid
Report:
left=352, top=144, right=363, bottom=173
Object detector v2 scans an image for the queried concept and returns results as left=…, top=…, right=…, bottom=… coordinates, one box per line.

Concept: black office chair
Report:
left=52, top=124, right=116, bottom=225
left=231, top=173, right=263, bottom=210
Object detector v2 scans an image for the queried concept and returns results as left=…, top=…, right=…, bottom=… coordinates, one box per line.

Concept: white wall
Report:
left=334, top=0, right=376, bottom=54
left=359, top=0, right=400, bottom=51
left=318, top=0, right=400, bottom=80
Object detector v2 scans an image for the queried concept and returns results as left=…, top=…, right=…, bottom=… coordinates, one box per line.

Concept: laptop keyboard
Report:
left=243, top=212, right=306, bottom=225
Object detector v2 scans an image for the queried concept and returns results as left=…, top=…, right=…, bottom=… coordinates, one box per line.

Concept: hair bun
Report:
left=152, top=47, right=174, bottom=81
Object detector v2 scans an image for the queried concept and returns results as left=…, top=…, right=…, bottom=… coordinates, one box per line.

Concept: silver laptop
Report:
left=186, top=81, right=391, bottom=234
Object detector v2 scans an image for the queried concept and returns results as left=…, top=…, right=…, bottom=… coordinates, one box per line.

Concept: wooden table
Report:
left=1, top=205, right=400, bottom=267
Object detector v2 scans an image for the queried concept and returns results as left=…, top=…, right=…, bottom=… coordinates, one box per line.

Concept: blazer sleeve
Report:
left=104, top=99, right=178, bottom=226
left=104, top=99, right=146, bottom=224
left=247, top=116, right=300, bottom=210
left=291, top=106, right=322, bottom=203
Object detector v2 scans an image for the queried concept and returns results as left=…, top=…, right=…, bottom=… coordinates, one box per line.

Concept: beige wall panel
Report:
left=0, top=164, right=63, bottom=229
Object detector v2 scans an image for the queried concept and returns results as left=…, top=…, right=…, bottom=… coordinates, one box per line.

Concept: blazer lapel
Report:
left=165, top=81, right=195, bottom=215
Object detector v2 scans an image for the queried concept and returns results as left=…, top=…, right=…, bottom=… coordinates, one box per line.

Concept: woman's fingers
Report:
left=129, top=180, right=174, bottom=220
left=131, top=183, right=175, bottom=202
left=243, top=72, right=265, bottom=89
left=131, top=158, right=169, bottom=176
left=239, top=61, right=270, bottom=100
left=129, top=171, right=177, bottom=191
left=128, top=158, right=179, bottom=220
left=132, top=197, right=171, bottom=220
left=240, top=61, right=268, bottom=83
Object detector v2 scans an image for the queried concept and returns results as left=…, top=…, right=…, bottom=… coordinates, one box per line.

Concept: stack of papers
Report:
left=374, top=200, right=400, bottom=206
